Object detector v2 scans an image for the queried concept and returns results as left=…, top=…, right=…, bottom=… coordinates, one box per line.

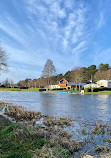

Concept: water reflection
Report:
left=0, top=91, right=111, bottom=123
left=96, top=95, right=110, bottom=122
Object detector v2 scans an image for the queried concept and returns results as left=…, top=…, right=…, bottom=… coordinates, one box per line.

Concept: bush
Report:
left=39, top=89, right=46, bottom=92
left=84, top=88, right=91, bottom=92
left=84, top=87, right=111, bottom=92
left=51, top=88, right=65, bottom=91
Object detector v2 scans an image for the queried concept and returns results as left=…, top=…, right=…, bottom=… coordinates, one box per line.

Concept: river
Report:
left=0, top=91, right=110, bottom=123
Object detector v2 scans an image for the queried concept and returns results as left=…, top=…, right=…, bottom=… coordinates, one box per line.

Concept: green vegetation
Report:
left=0, top=88, right=77, bottom=93
left=0, top=88, right=40, bottom=91
left=85, top=92, right=111, bottom=95
left=81, top=129, right=87, bottom=135
left=1, top=87, right=111, bottom=95
left=0, top=120, right=47, bottom=158
left=85, top=87, right=111, bottom=92
left=0, top=115, right=71, bottom=158
left=53, top=148, right=71, bottom=158
left=0, top=103, right=76, bottom=158
left=2, top=63, right=111, bottom=90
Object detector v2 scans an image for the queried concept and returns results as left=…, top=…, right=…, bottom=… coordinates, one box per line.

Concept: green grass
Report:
left=0, top=88, right=40, bottom=92
left=0, top=122, right=47, bottom=158
left=53, top=148, right=71, bottom=157
left=85, top=92, right=111, bottom=95
left=0, top=88, right=78, bottom=93
left=0, top=115, right=71, bottom=158
left=1, top=88, right=111, bottom=94
left=44, top=90, right=78, bottom=93
left=44, top=90, right=66, bottom=93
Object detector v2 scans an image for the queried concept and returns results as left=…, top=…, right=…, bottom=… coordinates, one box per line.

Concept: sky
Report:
left=0, top=0, right=111, bottom=83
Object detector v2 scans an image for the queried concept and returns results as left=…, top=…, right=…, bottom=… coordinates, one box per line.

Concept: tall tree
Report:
left=56, top=74, right=63, bottom=81
left=70, top=67, right=84, bottom=91
left=11, top=79, right=14, bottom=88
left=64, top=71, right=71, bottom=81
left=41, top=59, right=56, bottom=86
left=0, top=44, right=8, bottom=73
left=4, top=78, right=10, bottom=88
left=86, top=65, right=97, bottom=80
left=25, top=78, right=32, bottom=87
left=94, top=69, right=111, bottom=81
left=98, top=63, right=110, bottom=72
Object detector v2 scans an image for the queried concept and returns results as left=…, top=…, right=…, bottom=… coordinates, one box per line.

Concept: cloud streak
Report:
left=25, top=0, right=87, bottom=52
left=0, top=0, right=111, bottom=82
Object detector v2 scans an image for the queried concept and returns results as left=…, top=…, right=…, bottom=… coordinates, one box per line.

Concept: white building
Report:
left=97, top=80, right=111, bottom=87
left=84, top=83, right=98, bottom=89
left=48, top=85, right=60, bottom=90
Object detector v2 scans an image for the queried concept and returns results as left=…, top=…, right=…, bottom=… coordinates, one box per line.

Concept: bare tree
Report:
left=11, top=79, right=14, bottom=88
left=70, top=67, right=83, bottom=91
left=0, top=44, right=8, bottom=72
left=41, top=59, right=56, bottom=87
left=94, top=69, right=111, bottom=81
left=4, top=78, right=10, bottom=88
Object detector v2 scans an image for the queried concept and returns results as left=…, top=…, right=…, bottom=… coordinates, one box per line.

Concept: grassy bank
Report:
left=0, top=88, right=76, bottom=93
left=0, top=115, right=72, bottom=158
left=0, top=88, right=40, bottom=91
left=0, top=116, right=44, bottom=158
left=1, top=88, right=111, bottom=95
left=0, top=102, right=77, bottom=158
left=85, top=92, right=111, bottom=95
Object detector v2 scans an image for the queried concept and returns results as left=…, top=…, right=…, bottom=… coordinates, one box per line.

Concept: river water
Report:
left=0, top=91, right=110, bottom=124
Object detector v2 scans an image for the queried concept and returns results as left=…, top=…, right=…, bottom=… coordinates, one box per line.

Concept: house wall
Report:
left=66, top=85, right=82, bottom=90
left=58, top=79, right=68, bottom=89
left=58, top=84, right=67, bottom=89
left=108, top=82, right=111, bottom=87
left=59, top=80, right=67, bottom=84
left=97, top=80, right=108, bottom=87
left=84, top=84, right=98, bottom=89
left=49, top=85, right=60, bottom=89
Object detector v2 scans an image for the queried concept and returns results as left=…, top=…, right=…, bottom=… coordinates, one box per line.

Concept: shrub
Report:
left=39, top=88, right=46, bottom=92
left=84, top=88, right=91, bottom=92
left=84, top=87, right=111, bottom=92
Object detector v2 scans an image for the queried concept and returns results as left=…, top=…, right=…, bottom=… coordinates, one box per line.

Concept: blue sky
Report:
left=0, top=0, right=111, bottom=83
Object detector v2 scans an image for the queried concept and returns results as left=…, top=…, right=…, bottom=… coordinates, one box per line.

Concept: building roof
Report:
left=59, top=79, right=68, bottom=82
left=67, top=82, right=86, bottom=86
left=97, top=80, right=111, bottom=82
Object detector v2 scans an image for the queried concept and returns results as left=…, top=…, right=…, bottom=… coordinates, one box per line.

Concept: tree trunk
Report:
left=76, top=83, right=77, bottom=91
left=79, top=82, right=81, bottom=91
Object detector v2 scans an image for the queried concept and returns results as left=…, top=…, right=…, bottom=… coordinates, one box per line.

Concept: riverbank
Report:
left=0, top=88, right=72, bottom=93
left=0, top=101, right=80, bottom=158
left=0, top=101, right=111, bottom=158
left=1, top=88, right=111, bottom=95
left=0, top=88, right=40, bottom=91
left=0, top=115, right=73, bottom=158
left=85, top=92, right=111, bottom=95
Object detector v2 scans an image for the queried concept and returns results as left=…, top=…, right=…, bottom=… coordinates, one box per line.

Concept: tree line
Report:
left=15, top=60, right=111, bottom=88
left=0, top=49, right=111, bottom=89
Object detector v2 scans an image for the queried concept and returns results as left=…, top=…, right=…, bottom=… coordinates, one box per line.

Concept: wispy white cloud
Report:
left=25, top=0, right=88, bottom=59
left=97, top=12, right=105, bottom=29
left=95, top=47, right=111, bottom=64
left=71, top=41, right=87, bottom=66
left=0, top=0, right=89, bottom=81
left=72, top=41, right=86, bottom=54
left=0, top=16, right=27, bottom=46
left=1, top=0, right=111, bottom=82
